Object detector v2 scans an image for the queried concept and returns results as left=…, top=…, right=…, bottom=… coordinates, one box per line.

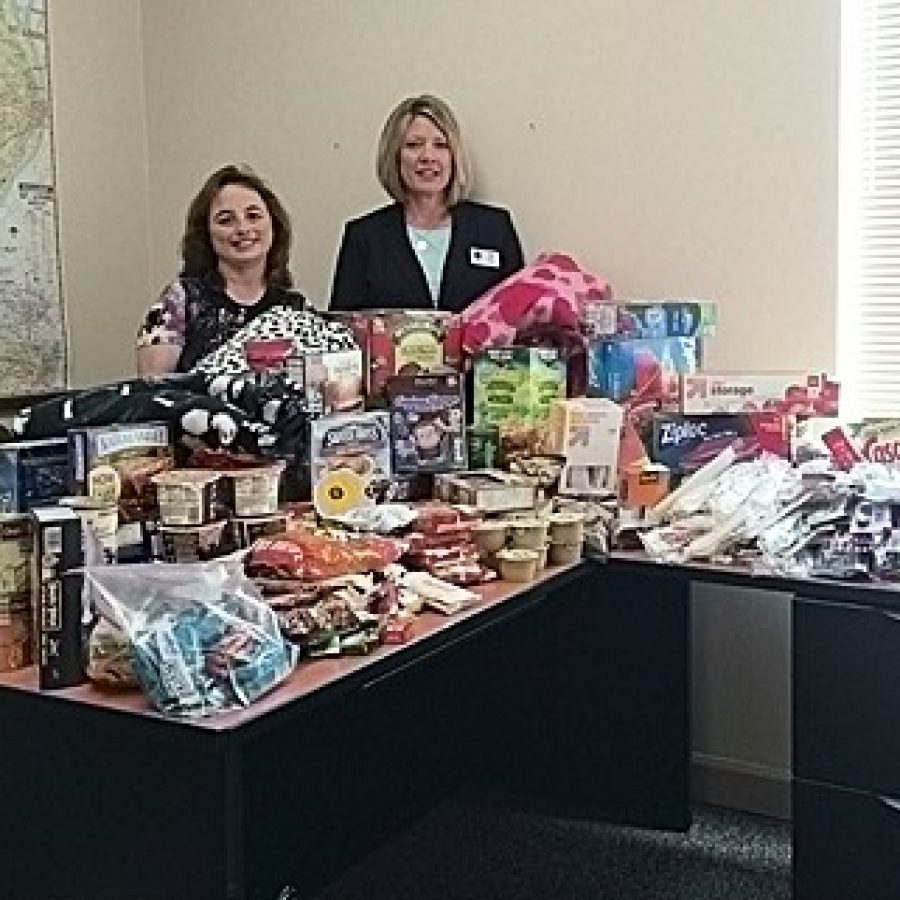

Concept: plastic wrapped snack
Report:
left=86, top=617, right=139, bottom=690
left=82, top=562, right=297, bottom=717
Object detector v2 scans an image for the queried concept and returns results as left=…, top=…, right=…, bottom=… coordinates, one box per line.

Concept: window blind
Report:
left=840, top=0, right=900, bottom=418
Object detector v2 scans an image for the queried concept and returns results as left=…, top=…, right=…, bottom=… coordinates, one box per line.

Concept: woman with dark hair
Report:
left=136, top=164, right=305, bottom=374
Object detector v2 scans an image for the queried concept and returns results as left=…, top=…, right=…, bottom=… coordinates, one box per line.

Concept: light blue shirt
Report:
left=407, top=224, right=451, bottom=305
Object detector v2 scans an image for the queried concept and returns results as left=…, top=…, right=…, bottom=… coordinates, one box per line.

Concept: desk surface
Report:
left=0, top=561, right=588, bottom=734
left=609, top=550, right=900, bottom=609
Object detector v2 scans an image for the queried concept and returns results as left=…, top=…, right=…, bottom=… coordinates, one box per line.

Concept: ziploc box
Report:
left=0, top=437, right=69, bottom=513
left=583, top=301, right=717, bottom=341
left=473, top=347, right=567, bottom=452
left=32, top=506, right=84, bottom=690
left=587, top=337, right=700, bottom=406
left=386, top=372, right=467, bottom=474
left=651, top=412, right=791, bottom=476
left=547, top=398, right=623, bottom=495
left=68, top=422, right=174, bottom=557
left=329, top=310, right=462, bottom=399
left=680, top=372, right=840, bottom=416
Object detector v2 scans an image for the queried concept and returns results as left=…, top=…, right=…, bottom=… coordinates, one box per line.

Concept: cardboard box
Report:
left=619, top=464, right=671, bottom=510
left=433, top=470, right=537, bottom=514
left=548, top=398, right=623, bottom=496
left=808, top=419, right=900, bottom=469
left=0, top=607, right=31, bottom=672
left=680, top=372, right=840, bottom=416
left=291, top=347, right=365, bottom=415
left=68, top=422, right=174, bottom=555
left=473, top=347, right=567, bottom=455
left=309, top=412, right=392, bottom=517
left=583, top=301, right=717, bottom=340
left=32, top=506, right=84, bottom=689
left=0, top=514, right=32, bottom=613
left=587, top=337, right=700, bottom=405
left=329, top=310, right=462, bottom=398
left=386, top=372, right=467, bottom=474
left=0, top=437, right=69, bottom=513
left=651, top=412, right=791, bottom=476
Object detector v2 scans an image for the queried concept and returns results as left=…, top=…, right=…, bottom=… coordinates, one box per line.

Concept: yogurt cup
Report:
left=472, top=520, right=508, bottom=556
left=495, top=548, right=540, bottom=583
left=549, top=513, right=585, bottom=547
left=549, top=543, right=582, bottom=566
left=507, top=518, right=550, bottom=551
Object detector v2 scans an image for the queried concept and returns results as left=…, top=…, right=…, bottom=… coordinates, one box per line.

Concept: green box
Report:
left=473, top=347, right=567, bottom=440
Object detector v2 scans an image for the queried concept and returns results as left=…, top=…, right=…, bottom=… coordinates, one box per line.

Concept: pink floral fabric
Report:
left=460, top=252, right=612, bottom=353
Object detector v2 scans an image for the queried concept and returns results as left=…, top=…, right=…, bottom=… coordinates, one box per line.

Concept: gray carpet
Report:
left=316, top=798, right=791, bottom=900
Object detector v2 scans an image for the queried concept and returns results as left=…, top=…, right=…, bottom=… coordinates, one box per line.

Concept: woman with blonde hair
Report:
left=330, top=94, right=523, bottom=313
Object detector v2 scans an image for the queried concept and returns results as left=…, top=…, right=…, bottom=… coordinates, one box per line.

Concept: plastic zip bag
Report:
left=82, top=562, right=297, bottom=717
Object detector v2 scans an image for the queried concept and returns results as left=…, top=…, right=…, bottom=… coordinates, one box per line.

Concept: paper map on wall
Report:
left=0, top=0, right=66, bottom=394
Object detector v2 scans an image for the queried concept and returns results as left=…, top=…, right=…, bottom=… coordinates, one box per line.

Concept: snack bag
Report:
left=82, top=562, right=297, bottom=717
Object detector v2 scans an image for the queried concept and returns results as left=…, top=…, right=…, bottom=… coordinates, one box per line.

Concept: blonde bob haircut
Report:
left=376, top=95, right=473, bottom=207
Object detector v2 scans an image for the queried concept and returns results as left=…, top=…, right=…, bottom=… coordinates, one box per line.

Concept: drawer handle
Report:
left=880, top=796, right=900, bottom=814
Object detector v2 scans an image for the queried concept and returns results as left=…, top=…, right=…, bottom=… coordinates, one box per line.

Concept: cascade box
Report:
left=386, top=372, right=467, bottom=474
left=587, top=337, right=700, bottom=406
left=32, top=506, right=84, bottom=690
left=68, top=422, right=174, bottom=557
left=583, top=301, right=717, bottom=340
left=287, top=347, right=365, bottom=415
left=329, top=310, right=462, bottom=399
left=651, top=412, right=791, bottom=476
left=680, top=372, right=840, bottom=416
left=309, top=412, right=392, bottom=518
left=547, top=398, right=623, bottom=495
left=0, top=437, right=69, bottom=513
left=804, top=419, right=900, bottom=469
left=473, top=347, right=567, bottom=455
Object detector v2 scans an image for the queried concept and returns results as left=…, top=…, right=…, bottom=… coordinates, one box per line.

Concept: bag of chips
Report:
left=82, top=562, right=297, bottom=717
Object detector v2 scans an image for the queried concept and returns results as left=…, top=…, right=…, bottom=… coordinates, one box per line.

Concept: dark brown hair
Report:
left=180, top=164, right=293, bottom=288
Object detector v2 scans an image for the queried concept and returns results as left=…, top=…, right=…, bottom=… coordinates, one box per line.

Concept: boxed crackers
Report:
left=386, top=372, right=467, bottom=474
left=587, top=336, right=700, bottom=406
left=330, top=310, right=462, bottom=398
left=434, top=470, right=537, bottom=515
left=584, top=301, right=717, bottom=341
left=651, top=412, right=791, bottom=476
left=680, top=372, right=839, bottom=416
left=473, top=347, right=567, bottom=456
left=309, top=412, right=391, bottom=518
left=32, top=506, right=84, bottom=689
left=0, top=437, right=69, bottom=513
left=0, top=514, right=32, bottom=614
left=69, top=422, right=174, bottom=555
left=547, top=398, right=624, bottom=495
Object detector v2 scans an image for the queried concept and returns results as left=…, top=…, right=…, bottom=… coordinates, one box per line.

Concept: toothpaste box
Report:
left=651, top=412, right=791, bottom=475
left=0, top=438, right=69, bottom=513
left=587, top=337, right=700, bottom=407
left=583, top=301, right=717, bottom=341
left=680, top=372, right=840, bottom=416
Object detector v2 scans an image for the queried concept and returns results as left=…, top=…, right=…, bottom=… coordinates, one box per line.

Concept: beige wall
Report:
left=49, top=0, right=151, bottom=387
left=139, top=0, right=839, bottom=374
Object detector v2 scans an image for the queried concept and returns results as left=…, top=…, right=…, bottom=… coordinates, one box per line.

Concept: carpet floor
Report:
left=315, top=798, right=791, bottom=900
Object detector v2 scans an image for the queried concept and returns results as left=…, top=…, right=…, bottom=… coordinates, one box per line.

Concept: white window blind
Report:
left=839, top=0, right=900, bottom=418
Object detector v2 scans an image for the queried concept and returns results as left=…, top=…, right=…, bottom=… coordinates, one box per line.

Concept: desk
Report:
left=607, top=551, right=900, bottom=900
left=0, top=560, right=690, bottom=900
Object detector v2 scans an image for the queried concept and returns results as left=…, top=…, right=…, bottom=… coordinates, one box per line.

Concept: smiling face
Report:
left=399, top=115, right=453, bottom=201
left=207, top=183, right=273, bottom=273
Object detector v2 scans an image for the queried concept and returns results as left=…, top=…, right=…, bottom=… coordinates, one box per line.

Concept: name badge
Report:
left=470, top=246, right=500, bottom=268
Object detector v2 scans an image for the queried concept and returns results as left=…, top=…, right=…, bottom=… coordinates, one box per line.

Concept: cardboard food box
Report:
left=309, top=412, right=392, bottom=518
left=548, top=398, right=624, bottom=496
left=0, top=437, right=69, bottom=513
left=651, top=412, right=791, bottom=476
left=159, top=520, right=232, bottom=563
left=288, top=347, right=365, bottom=415
left=329, top=310, right=462, bottom=398
left=473, top=347, right=567, bottom=455
left=0, top=607, right=31, bottom=672
left=433, top=470, right=537, bottom=514
left=0, top=514, right=32, bottom=614
left=619, top=464, right=671, bottom=510
left=152, top=470, right=227, bottom=527
left=386, top=373, right=467, bottom=474
left=32, top=506, right=84, bottom=690
left=809, top=419, right=900, bottom=469
left=680, top=372, right=840, bottom=416
left=69, top=422, right=174, bottom=555
left=587, top=337, right=700, bottom=406
left=583, top=301, right=717, bottom=340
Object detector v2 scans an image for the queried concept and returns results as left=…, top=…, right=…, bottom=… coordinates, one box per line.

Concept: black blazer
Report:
left=329, top=200, right=524, bottom=314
